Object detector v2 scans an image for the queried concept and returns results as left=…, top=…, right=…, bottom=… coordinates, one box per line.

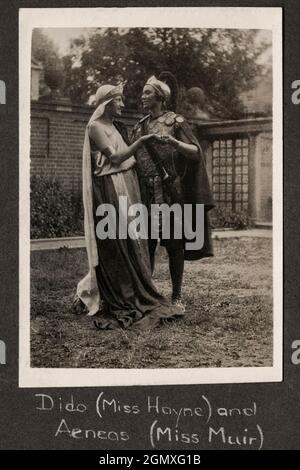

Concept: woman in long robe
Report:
left=75, top=84, right=183, bottom=330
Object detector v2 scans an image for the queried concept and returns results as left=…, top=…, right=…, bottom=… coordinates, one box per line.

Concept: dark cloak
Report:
left=174, top=119, right=214, bottom=260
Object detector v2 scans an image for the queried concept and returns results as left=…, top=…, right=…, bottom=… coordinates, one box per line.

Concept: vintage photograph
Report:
left=19, top=8, right=282, bottom=386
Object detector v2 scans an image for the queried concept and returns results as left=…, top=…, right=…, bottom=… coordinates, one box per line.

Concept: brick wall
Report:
left=32, top=103, right=87, bottom=192
left=31, top=101, right=141, bottom=192
left=30, top=101, right=273, bottom=224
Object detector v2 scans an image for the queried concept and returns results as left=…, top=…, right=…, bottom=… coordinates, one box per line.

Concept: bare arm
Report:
left=89, top=121, right=154, bottom=166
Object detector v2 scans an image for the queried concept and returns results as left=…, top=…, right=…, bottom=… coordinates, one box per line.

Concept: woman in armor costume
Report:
left=132, top=75, right=214, bottom=310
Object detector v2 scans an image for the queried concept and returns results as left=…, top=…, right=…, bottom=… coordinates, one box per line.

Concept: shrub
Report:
left=30, top=175, right=83, bottom=238
left=210, top=207, right=252, bottom=230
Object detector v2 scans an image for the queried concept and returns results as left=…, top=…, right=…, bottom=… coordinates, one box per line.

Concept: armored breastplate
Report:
left=134, top=111, right=183, bottom=178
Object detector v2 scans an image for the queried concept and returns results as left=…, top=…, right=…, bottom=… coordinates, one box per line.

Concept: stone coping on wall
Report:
left=192, top=117, right=272, bottom=137
left=31, top=100, right=142, bottom=119
left=31, top=101, right=272, bottom=135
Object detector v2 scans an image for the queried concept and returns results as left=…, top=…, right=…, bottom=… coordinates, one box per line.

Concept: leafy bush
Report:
left=30, top=175, right=83, bottom=238
left=210, top=207, right=252, bottom=230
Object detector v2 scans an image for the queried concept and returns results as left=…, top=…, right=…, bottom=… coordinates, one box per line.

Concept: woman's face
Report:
left=106, top=95, right=124, bottom=117
left=141, top=85, right=161, bottom=111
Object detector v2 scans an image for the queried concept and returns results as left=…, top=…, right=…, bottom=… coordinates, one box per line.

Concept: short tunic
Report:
left=132, top=111, right=214, bottom=259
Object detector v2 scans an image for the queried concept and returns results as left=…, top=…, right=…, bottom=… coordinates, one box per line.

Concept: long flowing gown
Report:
left=82, top=122, right=183, bottom=330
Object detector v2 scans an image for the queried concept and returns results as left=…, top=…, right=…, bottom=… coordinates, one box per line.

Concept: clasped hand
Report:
left=141, top=133, right=177, bottom=146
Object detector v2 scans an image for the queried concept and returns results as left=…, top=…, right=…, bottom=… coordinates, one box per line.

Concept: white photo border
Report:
left=19, top=6, right=283, bottom=388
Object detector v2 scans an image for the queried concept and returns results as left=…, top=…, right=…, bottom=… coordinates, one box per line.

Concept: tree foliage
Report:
left=30, top=175, right=83, bottom=238
left=62, top=28, right=270, bottom=117
left=32, top=29, right=62, bottom=71
left=32, top=29, right=64, bottom=92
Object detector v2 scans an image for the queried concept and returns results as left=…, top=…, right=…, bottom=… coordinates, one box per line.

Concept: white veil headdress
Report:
left=76, top=83, right=124, bottom=315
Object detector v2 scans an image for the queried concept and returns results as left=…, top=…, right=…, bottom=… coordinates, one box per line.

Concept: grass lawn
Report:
left=30, top=237, right=273, bottom=369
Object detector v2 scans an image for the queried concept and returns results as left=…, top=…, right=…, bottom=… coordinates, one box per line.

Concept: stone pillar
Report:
left=257, top=132, right=273, bottom=223
left=248, top=132, right=273, bottom=224
left=31, top=59, right=43, bottom=101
